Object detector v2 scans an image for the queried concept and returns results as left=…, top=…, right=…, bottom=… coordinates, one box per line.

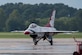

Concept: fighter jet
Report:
left=24, top=10, right=78, bottom=45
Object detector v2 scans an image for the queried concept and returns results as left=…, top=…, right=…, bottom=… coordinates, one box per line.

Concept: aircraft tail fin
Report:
left=45, top=10, right=56, bottom=27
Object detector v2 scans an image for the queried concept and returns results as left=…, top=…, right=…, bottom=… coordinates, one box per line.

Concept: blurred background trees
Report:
left=0, top=3, right=82, bottom=32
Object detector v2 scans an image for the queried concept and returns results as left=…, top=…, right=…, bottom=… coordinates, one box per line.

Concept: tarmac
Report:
left=0, top=38, right=82, bottom=55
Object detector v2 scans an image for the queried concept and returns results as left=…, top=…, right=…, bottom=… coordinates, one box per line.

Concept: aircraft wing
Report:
left=52, top=30, right=78, bottom=33
left=27, top=27, right=78, bottom=33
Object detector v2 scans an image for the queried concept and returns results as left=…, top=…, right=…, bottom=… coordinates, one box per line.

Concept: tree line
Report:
left=0, top=3, right=82, bottom=32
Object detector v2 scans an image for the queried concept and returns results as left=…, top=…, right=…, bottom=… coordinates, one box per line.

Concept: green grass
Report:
left=0, top=32, right=29, bottom=38
left=0, top=32, right=82, bottom=38
left=54, top=32, right=82, bottom=38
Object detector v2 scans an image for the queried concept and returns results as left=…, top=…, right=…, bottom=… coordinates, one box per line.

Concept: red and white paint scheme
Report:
left=24, top=10, right=78, bottom=45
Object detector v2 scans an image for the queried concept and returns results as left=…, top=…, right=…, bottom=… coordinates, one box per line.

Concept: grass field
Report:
left=0, top=32, right=82, bottom=38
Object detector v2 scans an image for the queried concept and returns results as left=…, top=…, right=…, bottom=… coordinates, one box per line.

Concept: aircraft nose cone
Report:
left=24, top=31, right=30, bottom=35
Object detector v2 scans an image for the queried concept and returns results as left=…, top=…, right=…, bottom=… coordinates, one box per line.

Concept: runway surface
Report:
left=0, top=38, right=82, bottom=55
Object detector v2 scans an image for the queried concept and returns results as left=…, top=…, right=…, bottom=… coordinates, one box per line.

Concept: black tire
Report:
left=34, top=41, right=38, bottom=45
left=49, top=40, right=53, bottom=45
left=73, top=51, right=80, bottom=55
left=33, top=38, right=37, bottom=45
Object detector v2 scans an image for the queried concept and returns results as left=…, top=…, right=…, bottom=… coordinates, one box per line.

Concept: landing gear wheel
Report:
left=73, top=51, right=80, bottom=55
left=34, top=41, right=38, bottom=45
left=33, top=38, right=37, bottom=45
left=49, top=40, right=53, bottom=45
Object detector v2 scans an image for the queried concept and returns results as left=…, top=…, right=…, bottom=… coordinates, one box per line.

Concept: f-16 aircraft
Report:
left=24, top=10, right=78, bottom=45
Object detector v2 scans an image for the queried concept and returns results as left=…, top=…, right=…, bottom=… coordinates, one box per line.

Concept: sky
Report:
left=0, top=0, right=82, bottom=9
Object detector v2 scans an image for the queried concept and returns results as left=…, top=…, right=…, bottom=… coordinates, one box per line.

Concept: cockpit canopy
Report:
left=29, top=23, right=38, bottom=28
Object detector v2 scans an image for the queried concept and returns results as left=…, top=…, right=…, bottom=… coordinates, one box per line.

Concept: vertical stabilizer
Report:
left=45, top=10, right=56, bottom=27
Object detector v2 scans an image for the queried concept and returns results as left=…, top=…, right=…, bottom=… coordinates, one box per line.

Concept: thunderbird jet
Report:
left=24, top=10, right=77, bottom=45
